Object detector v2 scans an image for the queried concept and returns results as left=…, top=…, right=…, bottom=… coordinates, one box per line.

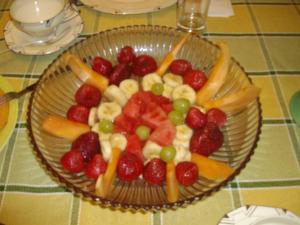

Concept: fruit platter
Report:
left=27, top=25, right=262, bottom=210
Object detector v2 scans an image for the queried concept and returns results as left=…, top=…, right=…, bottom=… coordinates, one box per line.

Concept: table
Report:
left=0, top=0, right=299, bottom=225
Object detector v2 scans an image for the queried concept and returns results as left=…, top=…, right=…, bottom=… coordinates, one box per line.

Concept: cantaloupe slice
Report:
left=96, top=147, right=121, bottom=198
left=0, top=89, right=9, bottom=130
left=63, top=53, right=109, bottom=93
left=156, top=32, right=191, bottom=76
left=166, top=161, right=179, bottom=203
left=42, top=115, right=90, bottom=141
left=191, top=153, right=234, bottom=180
left=196, top=42, right=230, bottom=106
left=202, top=85, right=260, bottom=114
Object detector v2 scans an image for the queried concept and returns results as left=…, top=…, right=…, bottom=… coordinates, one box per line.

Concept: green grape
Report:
left=173, top=98, right=191, bottom=113
left=160, top=146, right=176, bottom=162
left=136, top=125, right=150, bottom=140
left=168, top=110, right=184, bottom=125
left=98, top=119, right=114, bottom=133
left=151, top=83, right=164, bottom=96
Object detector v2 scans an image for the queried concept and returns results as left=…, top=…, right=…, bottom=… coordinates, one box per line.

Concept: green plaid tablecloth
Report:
left=0, top=0, right=299, bottom=224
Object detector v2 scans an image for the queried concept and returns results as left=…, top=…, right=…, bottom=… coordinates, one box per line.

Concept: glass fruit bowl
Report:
left=27, top=25, right=262, bottom=211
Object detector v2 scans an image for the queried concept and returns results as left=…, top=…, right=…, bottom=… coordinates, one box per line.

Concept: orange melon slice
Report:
left=63, top=53, right=109, bottom=93
left=166, top=161, right=179, bottom=203
left=0, top=89, right=9, bottom=130
left=42, top=115, right=90, bottom=141
left=191, top=153, right=234, bottom=180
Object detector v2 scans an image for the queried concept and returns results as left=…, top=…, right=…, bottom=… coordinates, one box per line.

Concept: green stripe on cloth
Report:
left=153, top=212, right=161, bottom=225
left=0, top=185, right=68, bottom=193
left=231, top=179, right=300, bottom=188
left=70, top=196, right=81, bottom=225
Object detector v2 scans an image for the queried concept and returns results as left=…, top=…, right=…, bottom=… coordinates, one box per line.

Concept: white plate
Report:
left=80, top=0, right=176, bottom=14
left=218, top=205, right=300, bottom=225
left=4, top=7, right=83, bottom=55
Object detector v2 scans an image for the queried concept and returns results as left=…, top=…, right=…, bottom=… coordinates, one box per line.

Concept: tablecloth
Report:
left=0, top=0, right=299, bottom=225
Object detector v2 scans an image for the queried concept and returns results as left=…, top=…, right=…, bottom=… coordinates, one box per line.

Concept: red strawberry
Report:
left=72, top=131, right=100, bottom=162
left=190, top=122, right=224, bottom=156
left=185, top=107, right=207, bottom=129
left=61, top=149, right=86, bottom=173
left=109, top=63, right=131, bottom=86
left=117, top=152, right=144, bottom=182
left=143, top=158, right=166, bottom=185
left=132, top=55, right=157, bottom=76
left=125, top=134, right=145, bottom=161
left=75, top=84, right=101, bottom=108
left=149, top=120, right=176, bottom=146
left=169, top=59, right=192, bottom=76
left=175, top=161, right=198, bottom=186
left=207, top=108, right=227, bottom=128
left=183, top=69, right=207, bottom=91
left=84, top=154, right=107, bottom=180
left=92, top=56, right=113, bottom=76
left=66, top=105, right=89, bottom=124
left=117, top=46, right=136, bottom=64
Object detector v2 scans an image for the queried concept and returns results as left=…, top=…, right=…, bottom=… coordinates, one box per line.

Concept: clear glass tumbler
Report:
left=177, top=0, right=211, bottom=32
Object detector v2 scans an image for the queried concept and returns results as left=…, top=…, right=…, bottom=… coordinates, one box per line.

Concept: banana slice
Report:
left=98, top=131, right=112, bottom=141
left=101, top=140, right=112, bottom=161
left=163, top=73, right=183, bottom=87
left=142, top=73, right=162, bottom=91
left=97, top=102, right=122, bottom=122
left=173, top=138, right=190, bottom=149
left=174, top=145, right=187, bottom=164
left=183, top=150, right=191, bottom=162
left=175, top=124, right=193, bottom=141
left=119, top=79, right=139, bottom=99
left=91, top=123, right=99, bottom=133
left=88, top=107, right=98, bottom=126
left=110, top=133, right=127, bottom=151
left=172, top=84, right=196, bottom=104
left=143, top=140, right=162, bottom=160
left=104, top=85, right=128, bottom=107
left=162, top=84, right=174, bottom=99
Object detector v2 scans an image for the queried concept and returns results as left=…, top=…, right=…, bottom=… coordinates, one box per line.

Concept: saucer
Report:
left=4, top=7, right=83, bottom=55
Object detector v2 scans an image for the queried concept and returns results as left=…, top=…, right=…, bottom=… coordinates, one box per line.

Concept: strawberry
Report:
left=132, top=55, right=157, bottom=76
left=125, top=134, right=145, bottom=161
left=117, top=152, right=144, bottom=182
left=207, top=108, right=227, bottom=128
left=92, top=56, right=113, bottom=76
left=117, top=46, right=136, bottom=64
left=183, top=69, right=207, bottom=91
left=149, top=120, right=176, bottom=146
left=75, top=84, right=101, bottom=108
left=185, top=107, right=207, bottom=129
left=109, top=63, right=131, bottom=86
left=190, top=122, right=224, bottom=156
left=71, top=131, right=100, bottom=162
left=143, top=158, right=166, bottom=185
left=169, top=59, right=192, bottom=76
left=66, top=105, right=89, bottom=124
left=84, top=154, right=107, bottom=180
left=175, top=161, right=198, bottom=186
left=61, top=149, right=86, bottom=173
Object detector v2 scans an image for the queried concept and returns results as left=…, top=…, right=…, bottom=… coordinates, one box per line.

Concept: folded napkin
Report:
left=208, top=0, right=234, bottom=17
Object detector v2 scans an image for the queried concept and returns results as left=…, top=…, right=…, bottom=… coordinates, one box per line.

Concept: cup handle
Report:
left=61, top=3, right=79, bottom=24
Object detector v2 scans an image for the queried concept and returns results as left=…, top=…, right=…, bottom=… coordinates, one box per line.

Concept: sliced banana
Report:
left=97, top=102, right=122, bottom=122
left=88, top=107, right=98, bottom=126
left=91, top=123, right=99, bottom=133
left=172, top=84, right=196, bottom=104
left=109, top=133, right=127, bottom=151
left=174, top=145, right=187, bottom=164
left=100, top=140, right=112, bottom=161
left=98, top=131, right=112, bottom=141
left=104, top=85, right=128, bottom=107
left=162, top=84, right=174, bottom=99
left=119, top=79, right=139, bottom=99
left=163, top=73, right=183, bottom=87
left=173, top=138, right=190, bottom=149
left=142, top=73, right=162, bottom=91
left=183, top=150, right=191, bottom=162
left=143, top=140, right=162, bottom=160
left=175, top=124, right=193, bottom=141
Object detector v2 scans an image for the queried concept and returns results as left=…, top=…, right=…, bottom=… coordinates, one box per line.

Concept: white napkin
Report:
left=208, top=0, right=234, bottom=17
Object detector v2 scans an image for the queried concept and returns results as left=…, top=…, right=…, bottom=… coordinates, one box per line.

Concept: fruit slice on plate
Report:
left=202, top=85, right=260, bottom=114
left=196, top=42, right=230, bottom=106
left=0, top=89, right=9, bottom=130
left=191, top=153, right=234, bottom=180
left=63, top=53, right=109, bottom=93
left=156, top=32, right=191, bottom=76
left=42, top=115, right=90, bottom=141
left=166, top=161, right=179, bottom=203
left=96, top=147, right=121, bottom=198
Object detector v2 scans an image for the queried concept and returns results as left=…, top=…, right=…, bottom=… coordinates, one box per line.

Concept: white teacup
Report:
left=10, top=0, right=74, bottom=38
